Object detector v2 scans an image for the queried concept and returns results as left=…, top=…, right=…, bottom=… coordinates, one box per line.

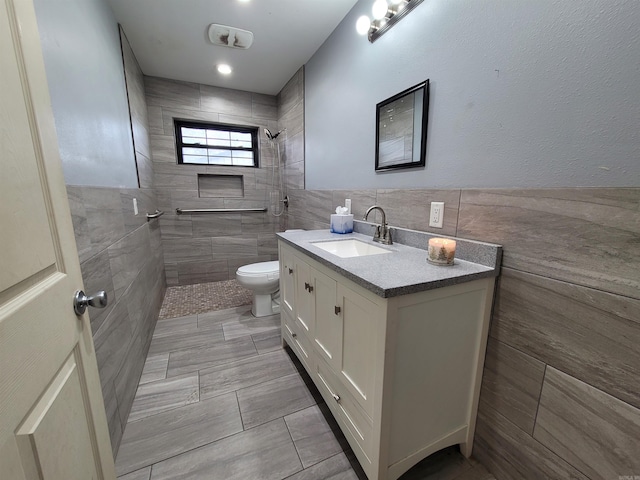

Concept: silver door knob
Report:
left=73, top=290, right=108, bottom=316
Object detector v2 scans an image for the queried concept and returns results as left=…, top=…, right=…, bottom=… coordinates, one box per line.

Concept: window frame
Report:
left=174, top=119, right=260, bottom=167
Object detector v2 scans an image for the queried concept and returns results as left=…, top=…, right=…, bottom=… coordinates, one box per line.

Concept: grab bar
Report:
left=176, top=207, right=267, bottom=215
left=146, top=209, right=165, bottom=221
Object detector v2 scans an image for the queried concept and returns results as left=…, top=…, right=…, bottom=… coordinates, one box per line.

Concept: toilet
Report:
left=236, top=261, right=281, bottom=317
left=236, top=230, right=302, bottom=317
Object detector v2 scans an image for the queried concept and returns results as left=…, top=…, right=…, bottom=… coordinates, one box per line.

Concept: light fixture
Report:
left=217, top=64, right=232, bottom=75
left=355, top=0, right=423, bottom=43
left=372, top=0, right=388, bottom=20
left=356, top=15, right=372, bottom=35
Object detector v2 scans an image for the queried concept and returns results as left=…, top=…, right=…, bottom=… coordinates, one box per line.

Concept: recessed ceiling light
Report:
left=217, top=64, right=232, bottom=75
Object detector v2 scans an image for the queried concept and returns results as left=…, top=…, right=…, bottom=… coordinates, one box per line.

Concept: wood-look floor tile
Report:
left=533, top=367, right=640, bottom=479
left=127, top=372, right=199, bottom=423
left=237, top=373, right=316, bottom=429
left=285, top=405, right=342, bottom=468
left=197, top=304, right=252, bottom=330
left=166, top=335, right=257, bottom=377
left=138, top=353, right=169, bottom=385
left=222, top=311, right=280, bottom=340
left=200, top=349, right=296, bottom=400
left=252, top=328, right=282, bottom=354
left=149, top=418, right=302, bottom=480
left=283, top=453, right=358, bottom=480
left=118, top=466, right=151, bottom=480
left=152, top=314, right=197, bottom=338
left=147, top=324, right=224, bottom=356
left=115, top=392, right=242, bottom=476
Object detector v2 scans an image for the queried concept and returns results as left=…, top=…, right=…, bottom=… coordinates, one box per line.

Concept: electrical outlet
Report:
left=133, top=198, right=138, bottom=216
left=429, top=202, right=444, bottom=228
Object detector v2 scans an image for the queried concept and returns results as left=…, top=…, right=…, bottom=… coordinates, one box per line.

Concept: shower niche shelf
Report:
left=198, top=174, right=243, bottom=198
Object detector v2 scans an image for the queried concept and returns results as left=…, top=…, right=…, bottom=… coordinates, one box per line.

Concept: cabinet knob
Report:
left=304, top=282, right=314, bottom=292
left=292, top=333, right=297, bottom=338
left=288, top=267, right=293, bottom=274
left=334, top=305, right=341, bottom=315
left=332, top=393, right=341, bottom=403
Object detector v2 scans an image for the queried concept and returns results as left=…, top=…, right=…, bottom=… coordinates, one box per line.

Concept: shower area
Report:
left=150, top=67, right=305, bottom=290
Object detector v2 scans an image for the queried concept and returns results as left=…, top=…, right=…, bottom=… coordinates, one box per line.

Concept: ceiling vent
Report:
left=207, top=24, right=254, bottom=50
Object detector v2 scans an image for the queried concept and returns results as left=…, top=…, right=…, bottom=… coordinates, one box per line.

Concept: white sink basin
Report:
left=312, top=239, right=392, bottom=258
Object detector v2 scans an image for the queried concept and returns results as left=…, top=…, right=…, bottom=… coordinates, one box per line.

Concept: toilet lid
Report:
left=237, top=261, right=280, bottom=276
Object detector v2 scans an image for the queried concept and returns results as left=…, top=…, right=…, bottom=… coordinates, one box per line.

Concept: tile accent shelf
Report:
left=277, top=227, right=501, bottom=480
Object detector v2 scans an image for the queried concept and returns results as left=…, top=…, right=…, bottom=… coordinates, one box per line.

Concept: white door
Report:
left=0, top=0, right=116, bottom=478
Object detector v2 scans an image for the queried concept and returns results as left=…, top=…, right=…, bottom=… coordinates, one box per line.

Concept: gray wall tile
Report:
left=457, top=188, right=640, bottom=300
left=67, top=185, right=165, bottom=457
left=84, top=187, right=127, bottom=254
left=200, top=84, right=252, bottom=116
left=330, top=190, right=378, bottom=219
left=146, top=76, right=286, bottom=284
left=148, top=134, right=176, bottom=164
left=108, top=227, right=150, bottom=299
left=177, top=260, right=230, bottom=285
left=474, top=408, right=589, bottom=480
left=191, top=214, right=243, bottom=237
left=161, top=107, right=222, bottom=135
left=162, top=238, right=212, bottom=263
left=478, top=338, right=545, bottom=435
left=376, top=188, right=460, bottom=235
left=115, top=332, right=146, bottom=430
left=211, top=235, right=258, bottom=258
left=147, top=105, right=164, bottom=135
left=81, top=248, right=116, bottom=334
left=533, top=367, right=640, bottom=479
left=94, top=299, right=133, bottom=390
left=491, top=267, right=640, bottom=410
left=145, top=76, right=200, bottom=110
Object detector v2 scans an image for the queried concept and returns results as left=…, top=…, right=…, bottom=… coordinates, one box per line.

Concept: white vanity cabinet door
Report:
left=294, top=255, right=314, bottom=339
left=312, top=268, right=340, bottom=370
left=337, top=282, right=380, bottom=418
left=280, top=245, right=296, bottom=319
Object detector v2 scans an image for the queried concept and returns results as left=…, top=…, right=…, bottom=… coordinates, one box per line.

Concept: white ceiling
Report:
left=107, top=0, right=358, bottom=96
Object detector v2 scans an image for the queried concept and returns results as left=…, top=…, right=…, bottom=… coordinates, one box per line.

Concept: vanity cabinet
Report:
left=278, top=241, right=495, bottom=480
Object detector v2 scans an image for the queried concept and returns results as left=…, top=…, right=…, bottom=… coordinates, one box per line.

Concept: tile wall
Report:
left=67, top=186, right=166, bottom=456
left=284, top=187, right=640, bottom=479
left=278, top=67, right=305, bottom=191
left=119, top=27, right=153, bottom=188
left=64, top=31, right=165, bottom=457
left=146, top=68, right=305, bottom=286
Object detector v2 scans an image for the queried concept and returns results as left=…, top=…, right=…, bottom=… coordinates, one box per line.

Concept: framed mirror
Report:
left=375, top=79, right=429, bottom=171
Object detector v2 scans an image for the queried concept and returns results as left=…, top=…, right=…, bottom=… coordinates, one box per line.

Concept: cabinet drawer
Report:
left=315, top=358, right=373, bottom=464
left=282, top=311, right=313, bottom=372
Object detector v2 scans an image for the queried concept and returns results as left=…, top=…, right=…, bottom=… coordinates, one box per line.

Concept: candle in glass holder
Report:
left=427, top=238, right=457, bottom=266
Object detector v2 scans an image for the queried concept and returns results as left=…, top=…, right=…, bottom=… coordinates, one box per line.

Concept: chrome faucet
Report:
left=363, top=206, right=392, bottom=245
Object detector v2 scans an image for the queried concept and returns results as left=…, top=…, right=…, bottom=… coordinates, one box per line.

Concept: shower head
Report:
left=264, top=128, right=285, bottom=141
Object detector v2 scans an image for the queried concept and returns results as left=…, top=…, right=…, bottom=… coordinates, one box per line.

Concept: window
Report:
left=174, top=120, right=259, bottom=167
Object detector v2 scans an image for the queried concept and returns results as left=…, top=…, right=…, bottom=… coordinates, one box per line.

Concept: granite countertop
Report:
left=277, top=228, right=502, bottom=298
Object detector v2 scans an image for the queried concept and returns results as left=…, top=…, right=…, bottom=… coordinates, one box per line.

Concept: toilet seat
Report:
left=237, top=261, right=279, bottom=280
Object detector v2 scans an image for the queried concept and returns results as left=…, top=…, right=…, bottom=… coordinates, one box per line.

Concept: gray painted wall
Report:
left=34, top=0, right=138, bottom=188
left=305, top=0, right=640, bottom=189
